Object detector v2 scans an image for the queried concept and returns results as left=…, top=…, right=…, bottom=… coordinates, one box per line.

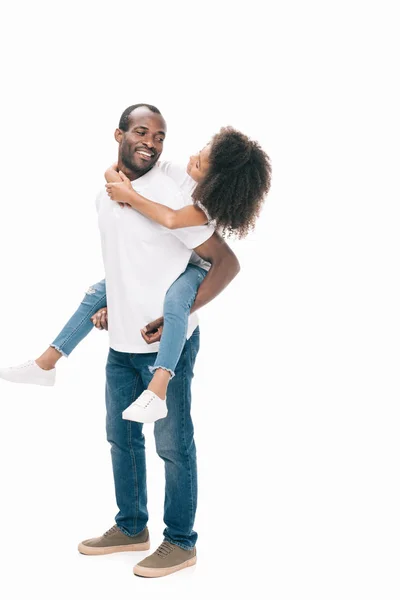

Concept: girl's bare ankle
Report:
left=147, top=382, right=167, bottom=400
left=36, top=346, right=62, bottom=370
left=148, top=369, right=171, bottom=400
left=35, top=359, right=55, bottom=371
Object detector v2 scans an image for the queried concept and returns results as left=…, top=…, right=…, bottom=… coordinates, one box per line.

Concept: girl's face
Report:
left=186, top=143, right=212, bottom=183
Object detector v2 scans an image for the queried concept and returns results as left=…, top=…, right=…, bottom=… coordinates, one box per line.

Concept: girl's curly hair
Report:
left=192, top=127, right=271, bottom=238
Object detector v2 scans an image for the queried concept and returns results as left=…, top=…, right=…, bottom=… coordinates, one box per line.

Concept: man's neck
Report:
left=118, top=161, right=152, bottom=181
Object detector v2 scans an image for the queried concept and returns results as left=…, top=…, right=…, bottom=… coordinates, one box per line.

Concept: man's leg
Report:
left=105, top=348, right=149, bottom=536
left=122, top=265, right=206, bottom=423
left=78, top=348, right=150, bottom=555
left=136, top=328, right=200, bottom=549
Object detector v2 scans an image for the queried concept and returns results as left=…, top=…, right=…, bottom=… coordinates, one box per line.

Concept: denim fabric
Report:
left=50, top=265, right=206, bottom=373
left=151, top=264, right=206, bottom=377
left=106, top=327, right=200, bottom=549
left=51, top=280, right=107, bottom=357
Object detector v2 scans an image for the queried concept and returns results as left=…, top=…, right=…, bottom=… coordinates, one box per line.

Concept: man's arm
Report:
left=141, top=232, right=240, bottom=343
left=189, top=232, right=240, bottom=313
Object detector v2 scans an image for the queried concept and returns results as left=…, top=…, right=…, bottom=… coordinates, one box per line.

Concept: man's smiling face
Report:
left=115, top=106, right=166, bottom=177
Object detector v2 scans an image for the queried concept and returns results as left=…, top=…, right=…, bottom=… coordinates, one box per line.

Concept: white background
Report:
left=0, top=1, right=399, bottom=599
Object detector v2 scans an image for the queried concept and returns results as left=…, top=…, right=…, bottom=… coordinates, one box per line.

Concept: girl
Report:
left=0, top=127, right=271, bottom=423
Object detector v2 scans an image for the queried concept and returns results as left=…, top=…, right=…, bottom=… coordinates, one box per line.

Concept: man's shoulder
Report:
left=156, top=161, right=196, bottom=205
left=138, top=165, right=181, bottom=190
left=134, top=165, right=185, bottom=208
left=95, top=187, right=108, bottom=211
left=156, top=160, right=187, bottom=182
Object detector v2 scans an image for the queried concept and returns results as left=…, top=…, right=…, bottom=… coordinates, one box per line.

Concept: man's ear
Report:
left=114, top=128, right=123, bottom=143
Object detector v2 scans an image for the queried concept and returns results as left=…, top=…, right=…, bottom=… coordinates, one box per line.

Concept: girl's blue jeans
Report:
left=51, top=264, right=207, bottom=377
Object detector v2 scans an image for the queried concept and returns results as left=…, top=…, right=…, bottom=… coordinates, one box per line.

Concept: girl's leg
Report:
left=0, top=280, right=107, bottom=386
left=122, top=264, right=206, bottom=423
left=149, top=264, right=207, bottom=397
left=37, top=279, right=107, bottom=368
left=36, top=346, right=63, bottom=371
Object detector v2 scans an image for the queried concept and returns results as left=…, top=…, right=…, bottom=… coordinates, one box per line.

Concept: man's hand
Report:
left=91, top=308, right=108, bottom=330
left=140, top=316, right=164, bottom=344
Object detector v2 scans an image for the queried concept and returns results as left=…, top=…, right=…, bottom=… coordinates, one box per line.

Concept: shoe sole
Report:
left=0, top=377, right=55, bottom=386
left=133, top=555, right=197, bottom=578
left=122, top=411, right=168, bottom=424
left=78, top=540, right=150, bottom=555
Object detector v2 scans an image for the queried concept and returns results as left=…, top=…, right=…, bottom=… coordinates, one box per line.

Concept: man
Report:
left=77, top=104, right=240, bottom=578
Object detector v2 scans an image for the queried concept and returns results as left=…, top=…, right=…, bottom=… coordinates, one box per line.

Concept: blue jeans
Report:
left=51, top=264, right=207, bottom=377
left=106, top=328, right=200, bottom=549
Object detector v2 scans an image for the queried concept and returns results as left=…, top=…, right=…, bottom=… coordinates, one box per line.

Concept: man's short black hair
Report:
left=118, top=104, right=162, bottom=131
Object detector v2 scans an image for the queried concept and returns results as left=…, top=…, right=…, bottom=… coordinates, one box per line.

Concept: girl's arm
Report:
left=105, top=163, right=124, bottom=183
left=106, top=172, right=208, bottom=229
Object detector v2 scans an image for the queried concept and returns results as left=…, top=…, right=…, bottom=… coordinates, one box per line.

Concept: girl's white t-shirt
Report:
left=96, top=164, right=214, bottom=354
left=157, top=161, right=212, bottom=272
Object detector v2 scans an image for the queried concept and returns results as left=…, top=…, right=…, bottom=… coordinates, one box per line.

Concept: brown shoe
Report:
left=133, top=540, right=196, bottom=578
left=78, top=524, right=150, bottom=555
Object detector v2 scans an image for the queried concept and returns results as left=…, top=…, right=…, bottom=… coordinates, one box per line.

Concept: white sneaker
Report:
left=0, top=360, right=56, bottom=386
left=122, top=390, right=167, bottom=423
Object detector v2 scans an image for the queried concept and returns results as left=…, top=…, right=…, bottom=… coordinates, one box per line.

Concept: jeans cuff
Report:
left=116, top=523, right=147, bottom=537
left=50, top=344, right=68, bottom=358
left=148, top=365, right=175, bottom=379
left=163, top=536, right=194, bottom=551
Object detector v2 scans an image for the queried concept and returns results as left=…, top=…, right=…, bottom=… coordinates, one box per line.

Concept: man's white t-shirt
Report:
left=96, top=165, right=214, bottom=354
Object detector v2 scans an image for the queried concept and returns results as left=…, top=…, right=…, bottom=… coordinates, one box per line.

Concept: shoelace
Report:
left=103, top=525, right=118, bottom=537
left=155, top=541, right=174, bottom=557
left=9, top=361, right=34, bottom=370
left=134, top=392, right=156, bottom=409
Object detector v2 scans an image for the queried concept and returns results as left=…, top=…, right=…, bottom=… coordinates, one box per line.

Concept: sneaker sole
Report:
left=78, top=540, right=150, bottom=555
left=0, top=377, right=55, bottom=386
left=122, top=410, right=168, bottom=424
left=133, top=555, right=197, bottom=578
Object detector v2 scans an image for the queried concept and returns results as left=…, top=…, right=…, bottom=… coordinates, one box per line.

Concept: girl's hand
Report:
left=106, top=181, right=133, bottom=204
left=104, top=164, right=127, bottom=207
left=118, top=170, right=133, bottom=189
left=104, top=163, right=122, bottom=183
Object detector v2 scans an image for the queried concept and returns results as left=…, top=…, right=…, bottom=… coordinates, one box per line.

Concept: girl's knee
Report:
left=165, top=281, right=198, bottom=310
left=85, top=280, right=107, bottom=304
left=164, top=294, right=193, bottom=315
